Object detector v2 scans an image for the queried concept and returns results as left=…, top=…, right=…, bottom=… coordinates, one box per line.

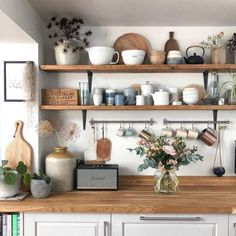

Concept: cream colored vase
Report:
left=211, top=46, right=226, bottom=64
left=54, top=41, right=80, bottom=65
left=46, top=147, right=76, bottom=192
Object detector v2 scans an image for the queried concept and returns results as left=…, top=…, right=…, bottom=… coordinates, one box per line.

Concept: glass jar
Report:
left=46, top=147, right=76, bottom=192
left=207, top=72, right=219, bottom=104
left=154, top=169, right=178, bottom=194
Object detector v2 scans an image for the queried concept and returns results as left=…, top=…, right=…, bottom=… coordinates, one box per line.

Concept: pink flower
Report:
left=162, top=145, right=176, bottom=156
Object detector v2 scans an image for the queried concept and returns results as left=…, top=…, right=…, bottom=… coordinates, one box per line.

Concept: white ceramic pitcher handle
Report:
left=110, top=51, right=119, bottom=64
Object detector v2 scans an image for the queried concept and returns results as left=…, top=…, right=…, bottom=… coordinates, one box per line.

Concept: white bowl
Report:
left=122, top=50, right=145, bottom=65
left=122, top=50, right=145, bottom=56
left=167, top=50, right=182, bottom=58
left=183, top=94, right=199, bottom=105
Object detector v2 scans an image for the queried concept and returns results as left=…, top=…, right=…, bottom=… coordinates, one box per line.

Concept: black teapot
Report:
left=184, top=46, right=205, bottom=64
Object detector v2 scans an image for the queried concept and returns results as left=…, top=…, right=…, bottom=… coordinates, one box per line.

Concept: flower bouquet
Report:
left=128, top=136, right=203, bottom=194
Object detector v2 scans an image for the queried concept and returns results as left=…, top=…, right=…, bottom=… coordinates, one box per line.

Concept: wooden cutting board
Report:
left=96, top=125, right=111, bottom=161
left=113, top=33, right=149, bottom=64
left=5, top=120, right=32, bottom=173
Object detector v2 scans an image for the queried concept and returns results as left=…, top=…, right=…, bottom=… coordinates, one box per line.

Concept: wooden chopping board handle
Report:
left=5, top=120, right=32, bottom=173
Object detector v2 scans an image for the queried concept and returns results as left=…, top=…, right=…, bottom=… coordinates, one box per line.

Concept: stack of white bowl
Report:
left=183, top=88, right=199, bottom=105
left=166, top=50, right=184, bottom=64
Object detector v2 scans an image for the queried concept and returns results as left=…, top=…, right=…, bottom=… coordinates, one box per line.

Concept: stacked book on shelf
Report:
left=0, top=213, right=23, bottom=236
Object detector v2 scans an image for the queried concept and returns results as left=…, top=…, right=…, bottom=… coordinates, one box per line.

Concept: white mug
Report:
left=175, top=128, right=187, bottom=138
left=136, top=95, right=145, bottom=105
left=187, top=129, right=199, bottom=139
left=93, top=94, right=103, bottom=106
left=160, top=128, right=174, bottom=137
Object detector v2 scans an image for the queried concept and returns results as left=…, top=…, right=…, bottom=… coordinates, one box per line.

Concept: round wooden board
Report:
left=113, top=33, right=149, bottom=64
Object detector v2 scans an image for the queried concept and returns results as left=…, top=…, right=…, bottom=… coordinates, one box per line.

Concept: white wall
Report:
left=43, top=26, right=236, bottom=176
left=0, top=0, right=46, bottom=171
left=0, top=43, right=39, bottom=171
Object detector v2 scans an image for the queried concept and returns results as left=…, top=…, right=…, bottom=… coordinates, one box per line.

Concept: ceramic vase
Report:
left=45, top=147, right=76, bottom=192
left=211, top=46, right=226, bottom=64
left=54, top=41, right=80, bottom=65
left=30, top=179, right=52, bottom=198
left=154, top=169, right=178, bottom=194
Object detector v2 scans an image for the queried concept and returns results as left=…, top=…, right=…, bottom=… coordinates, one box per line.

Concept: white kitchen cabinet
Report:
left=112, top=214, right=228, bottom=236
left=229, top=215, right=236, bottom=236
left=24, top=213, right=110, bottom=236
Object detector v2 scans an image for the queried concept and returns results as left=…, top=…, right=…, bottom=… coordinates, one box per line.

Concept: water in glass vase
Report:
left=154, top=169, right=179, bottom=194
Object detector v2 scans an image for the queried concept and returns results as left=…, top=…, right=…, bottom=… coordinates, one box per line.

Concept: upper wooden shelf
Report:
left=40, top=105, right=236, bottom=111
left=40, top=64, right=236, bottom=73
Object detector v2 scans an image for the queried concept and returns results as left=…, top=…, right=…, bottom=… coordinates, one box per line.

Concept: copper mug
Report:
left=198, top=127, right=217, bottom=146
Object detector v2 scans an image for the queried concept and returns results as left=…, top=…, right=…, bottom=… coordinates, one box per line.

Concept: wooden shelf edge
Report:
left=40, top=105, right=236, bottom=111
left=40, top=64, right=236, bottom=73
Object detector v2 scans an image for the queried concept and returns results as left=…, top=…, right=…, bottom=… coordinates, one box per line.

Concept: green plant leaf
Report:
left=4, top=172, right=17, bottom=185
left=23, top=173, right=31, bottom=186
left=1, top=160, right=8, bottom=167
left=0, top=167, right=4, bottom=175
left=16, top=162, right=27, bottom=175
left=45, top=176, right=51, bottom=184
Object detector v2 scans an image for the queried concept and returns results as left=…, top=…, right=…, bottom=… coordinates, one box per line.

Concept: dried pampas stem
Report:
left=22, top=61, right=34, bottom=101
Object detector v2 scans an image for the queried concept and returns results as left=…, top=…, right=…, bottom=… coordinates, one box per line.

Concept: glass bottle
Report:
left=207, top=72, right=219, bottom=104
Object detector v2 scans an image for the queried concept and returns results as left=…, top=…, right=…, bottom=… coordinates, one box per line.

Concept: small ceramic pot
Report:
left=0, top=175, right=21, bottom=198
left=30, top=179, right=52, bottom=199
left=150, top=50, right=166, bottom=64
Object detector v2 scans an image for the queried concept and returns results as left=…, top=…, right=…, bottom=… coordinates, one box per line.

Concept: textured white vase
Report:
left=0, top=175, right=21, bottom=198
left=46, top=147, right=76, bottom=192
left=54, top=41, right=80, bottom=65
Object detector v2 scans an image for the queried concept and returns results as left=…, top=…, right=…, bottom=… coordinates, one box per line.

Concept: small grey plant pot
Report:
left=30, top=179, right=52, bottom=199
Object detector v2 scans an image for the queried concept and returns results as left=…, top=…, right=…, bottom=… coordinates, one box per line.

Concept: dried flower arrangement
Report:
left=200, top=32, right=225, bottom=49
left=47, top=16, right=92, bottom=52
left=226, top=33, right=236, bottom=53
left=36, top=120, right=80, bottom=147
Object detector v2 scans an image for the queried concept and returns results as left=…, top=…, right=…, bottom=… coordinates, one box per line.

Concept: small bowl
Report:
left=150, top=51, right=165, bottom=64
left=167, top=50, right=182, bottom=58
left=122, top=50, right=145, bottom=65
left=183, top=94, right=200, bottom=105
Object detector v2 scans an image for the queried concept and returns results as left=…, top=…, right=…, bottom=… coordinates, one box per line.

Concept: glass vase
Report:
left=154, top=169, right=178, bottom=194
left=211, top=46, right=226, bottom=64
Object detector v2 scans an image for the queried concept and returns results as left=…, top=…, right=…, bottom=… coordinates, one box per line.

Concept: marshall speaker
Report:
left=76, top=164, right=119, bottom=190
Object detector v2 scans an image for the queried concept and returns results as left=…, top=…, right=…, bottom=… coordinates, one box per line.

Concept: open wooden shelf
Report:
left=40, top=64, right=236, bottom=73
left=40, top=105, right=236, bottom=111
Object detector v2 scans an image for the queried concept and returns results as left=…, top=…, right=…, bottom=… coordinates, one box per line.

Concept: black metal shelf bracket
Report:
left=203, top=70, right=209, bottom=91
left=82, top=110, right=87, bottom=130
left=213, top=109, right=218, bottom=130
left=87, top=70, right=93, bottom=93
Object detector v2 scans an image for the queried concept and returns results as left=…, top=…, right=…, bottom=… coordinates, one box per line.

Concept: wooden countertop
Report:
left=1, top=176, right=236, bottom=214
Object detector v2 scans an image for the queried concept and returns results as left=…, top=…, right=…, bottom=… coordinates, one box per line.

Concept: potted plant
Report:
left=30, top=170, right=51, bottom=198
left=226, top=33, right=236, bottom=63
left=47, top=16, right=92, bottom=65
left=200, top=32, right=226, bottom=64
left=0, top=160, right=31, bottom=198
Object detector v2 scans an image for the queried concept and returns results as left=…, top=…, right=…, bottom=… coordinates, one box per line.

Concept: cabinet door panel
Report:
left=124, top=223, right=215, bottom=236
left=36, top=222, right=98, bottom=236
left=24, top=213, right=110, bottom=236
left=112, top=214, right=228, bottom=236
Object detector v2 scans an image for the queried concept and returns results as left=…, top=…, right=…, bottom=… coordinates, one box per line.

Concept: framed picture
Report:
left=4, top=61, right=32, bottom=102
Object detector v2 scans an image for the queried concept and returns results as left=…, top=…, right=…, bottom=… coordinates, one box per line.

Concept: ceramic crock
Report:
left=45, top=147, right=76, bottom=192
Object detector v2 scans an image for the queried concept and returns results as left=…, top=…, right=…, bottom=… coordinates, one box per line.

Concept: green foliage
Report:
left=0, top=160, right=30, bottom=186
left=32, top=170, right=51, bottom=184
left=129, top=136, right=204, bottom=172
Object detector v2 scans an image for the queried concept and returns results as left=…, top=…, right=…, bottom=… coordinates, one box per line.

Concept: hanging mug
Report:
left=198, top=127, right=217, bottom=146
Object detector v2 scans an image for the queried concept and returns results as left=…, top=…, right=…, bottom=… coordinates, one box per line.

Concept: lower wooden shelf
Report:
left=40, top=105, right=236, bottom=110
